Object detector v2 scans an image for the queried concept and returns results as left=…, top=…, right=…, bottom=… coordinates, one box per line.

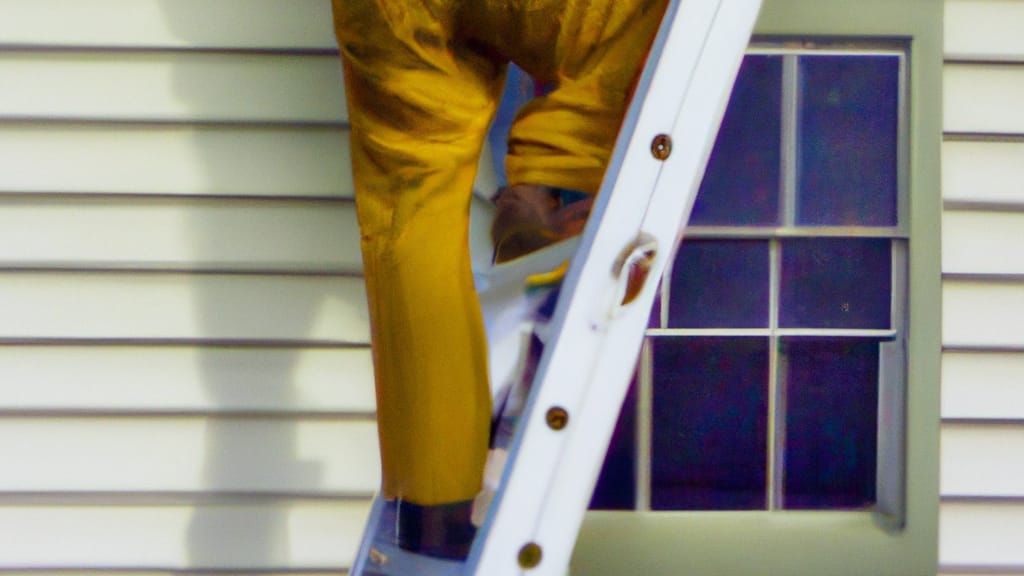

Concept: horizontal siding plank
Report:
left=0, top=272, right=369, bottom=343
left=0, top=124, right=353, bottom=198
left=943, top=351, right=1024, bottom=420
left=942, top=423, right=1024, bottom=497
left=945, top=0, right=1024, bottom=62
left=0, top=0, right=337, bottom=50
left=0, top=197, right=361, bottom=272
left=0, top=346, right=375, bottom=414
left=3, top=569, right=348, bottom=573
left=0, top=52, right=347, bottom=123
left=4, top=569, right=348, bottom=573
left=0, top=502, right=368, bottom=570
left=943, top=210, right=1024, bottom=275
left=940, top=501, right=1024, bottom=569
left=937, top=569, right=1024, bottom=573
left=943, top=140, right=1024, bottom=207
left=0, top=417, right=379, bottom=493
left=945, top=63, right=1024, bottom=134
left=943, top=280, right=1024, bottom=349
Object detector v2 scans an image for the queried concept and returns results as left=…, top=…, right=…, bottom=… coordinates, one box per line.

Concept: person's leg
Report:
left=331, top=0, right=505, bottom=556
left=464, top=0, right=668, bottom=263
left=504, top=0, right=670, bottom=199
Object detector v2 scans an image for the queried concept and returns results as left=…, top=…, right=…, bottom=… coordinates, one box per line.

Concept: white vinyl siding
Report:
left=941, top=1, right=1024, bottom=574
left=943, top=282, right=1024, bottom=349
left=945, top=0, right=1024, bottom=62
left=0, top=503, right=368, bottom=570
left=0, top=417, right=379, bottom=494
left=943, top=211, right=1024, bottom=274
left=943, top=352, right=1024, bottom=420
left=941, top=502, right=1024, bottom=571
left=0, top=0, right=373, bottom=573
left=0, top=273, right=367, bottom=342
left=943, top=140, right=1024, bottom=207
left=0, top=346, right=375, bottom=413
left=941, top=424, right=1024, bottom=497
left=0, top=52, right=347, bottom=123
left=0, top=0, right=338, bottom=50
left=13, top=0, right=1006, bottom=573
left=0, top=124, right=354, bottom=197
left=945, top=64, right=1024, bottom=134
left=0, top=197, right=361, bottom=271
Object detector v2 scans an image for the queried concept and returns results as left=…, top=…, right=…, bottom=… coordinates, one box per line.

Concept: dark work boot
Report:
left=395, top=499, right=477, bottom=561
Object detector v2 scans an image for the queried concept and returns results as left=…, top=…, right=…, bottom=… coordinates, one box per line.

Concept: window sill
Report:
left=574, top=509, right=931, bottom=575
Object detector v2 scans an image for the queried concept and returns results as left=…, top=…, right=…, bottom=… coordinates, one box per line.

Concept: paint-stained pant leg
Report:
left=332, top=0, right=505, bottom=506
left=332, top=0, right=668, bottom=508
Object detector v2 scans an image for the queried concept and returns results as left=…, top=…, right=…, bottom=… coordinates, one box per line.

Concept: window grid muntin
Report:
left=781, top=54, right=800, bottom=228
left=682, top=226, right=907, bottom=239
left=635, top=339, right=654, bottom=512
left=767, top=239, right=784, bottom=509
left=639, top=44, right=908, bottom=514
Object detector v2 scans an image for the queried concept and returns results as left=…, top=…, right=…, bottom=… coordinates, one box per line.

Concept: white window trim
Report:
left=633, top=43, right=908, bottom=522
left=572, top=1, right=942, bottom=574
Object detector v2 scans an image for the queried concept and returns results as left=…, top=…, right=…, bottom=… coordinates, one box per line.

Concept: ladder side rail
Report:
left=467, top=0, right=696, bottom=568
left=469, top=0, right=762, bottom=573
left=533, top=1, right=764, bottom=572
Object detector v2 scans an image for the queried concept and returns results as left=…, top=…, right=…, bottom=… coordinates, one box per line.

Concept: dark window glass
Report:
left=780, top=238, right=891, bottom=329
left=631, top=52, right=903, bottom=515
left=690, top=55, right=782, bottom=226
left=798, top=56, right=899, bottom=226
left=668, top=240, right=770, bottom=328
left=649, top=281, right=663, bottom=329
left=590, top=377, right=638, bottom=510
left=782, top=339, right=879, bottom=509
left=651, top=337, right=768, bottom=510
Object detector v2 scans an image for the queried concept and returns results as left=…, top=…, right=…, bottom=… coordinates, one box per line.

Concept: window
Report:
left=576, top=1, right=941, bottom=574
left=592, top=46, right=908, bottom=516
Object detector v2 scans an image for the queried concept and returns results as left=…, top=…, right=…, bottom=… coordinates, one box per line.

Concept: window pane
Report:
left=782, top=338, right=879, bottom=509
left=649, top=280, right=663, bottom=329
left=797, top=55, right=899, bottom=226
left=590, top=377, right=638, bottom=510
left=668, top=240, right=770, bottom=328
left=689, top=55, right=782, bottom=226
left=651, top=337, right=768, bottom=510
left=780, top=238, right=891, bottom=329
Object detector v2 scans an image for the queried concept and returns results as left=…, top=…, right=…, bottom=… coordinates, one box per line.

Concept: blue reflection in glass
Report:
left=669, top=240, right=770, bottom=328
left=690, top=55, right=782, bottom=226
left=783, top=338, right=878, bottom=509
left=798, top=55, right=899, bottom=226
left=651, top=337, right=768, bottom=510
left=780, top=238, right=891, bottom=329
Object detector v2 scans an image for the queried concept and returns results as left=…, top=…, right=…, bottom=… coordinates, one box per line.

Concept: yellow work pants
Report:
left=332, top=0, right=667, bottom=506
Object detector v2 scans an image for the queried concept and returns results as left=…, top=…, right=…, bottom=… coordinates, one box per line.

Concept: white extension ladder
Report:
left=351, top=0, right=763, bottom=573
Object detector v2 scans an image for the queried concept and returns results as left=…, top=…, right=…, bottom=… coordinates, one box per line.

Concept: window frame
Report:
left=640, top=45, right=909, bottom=519
left=572, top=1, right=941, bottom=574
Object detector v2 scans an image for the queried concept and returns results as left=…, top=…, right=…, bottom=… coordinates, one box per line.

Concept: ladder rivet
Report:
left=518, top=542, right=543, bottom=569
left=651, top=134, right=672, bottom=160
left=546, top=407, right=569, bottom=431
